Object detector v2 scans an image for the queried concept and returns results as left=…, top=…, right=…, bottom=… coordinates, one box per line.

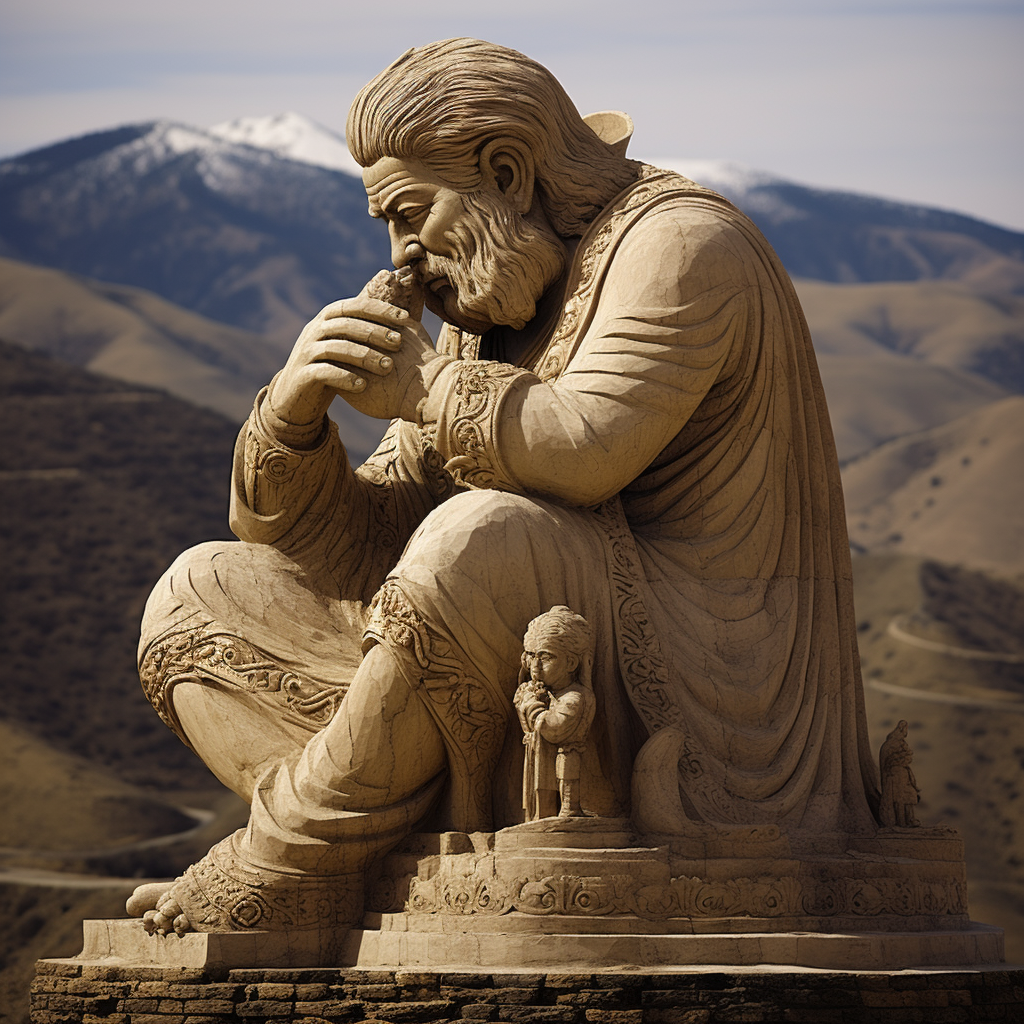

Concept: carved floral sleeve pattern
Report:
left=431, top=360, right=531, bottom=492
left=232, top=388, right=350, bottom=551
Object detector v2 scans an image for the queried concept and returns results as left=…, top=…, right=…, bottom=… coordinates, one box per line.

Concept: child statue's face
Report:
left=523, top=636, right=578, bottom=692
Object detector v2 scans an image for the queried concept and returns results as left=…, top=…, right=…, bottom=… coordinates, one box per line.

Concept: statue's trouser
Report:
left=138, top=491, right=630, bottom=930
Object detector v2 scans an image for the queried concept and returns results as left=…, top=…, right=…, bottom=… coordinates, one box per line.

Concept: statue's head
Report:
left=347, top=38, right=638, bottom=334
left=522, top=606, right=593, bottom=693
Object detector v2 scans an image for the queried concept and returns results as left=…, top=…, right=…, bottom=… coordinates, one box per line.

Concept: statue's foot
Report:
left=143, top=886, right=194, bottom=937
left=129, top=829, right=365, bottom=935
left=126, top=881, right=173, bottom=918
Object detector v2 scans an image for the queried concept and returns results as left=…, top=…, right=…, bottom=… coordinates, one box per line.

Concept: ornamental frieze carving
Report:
left=401, top=867, right=967, bottom=921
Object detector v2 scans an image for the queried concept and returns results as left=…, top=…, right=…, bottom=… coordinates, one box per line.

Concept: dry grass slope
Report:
left=0, top=339, right=237, bottom=786
left=0, top=256, right=286, bottom=423
left=0, top=256, right=387, bottom=463
left=854, top=554, right=1024, bottom=964
left=797, top=277, right=1024, bottom=391
left=843, top=396, right=1024, bottom=575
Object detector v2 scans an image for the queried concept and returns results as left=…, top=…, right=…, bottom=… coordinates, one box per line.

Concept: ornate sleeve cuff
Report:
left=243, top=388, right=344, bottom=514
left=431, top=360, right=530, bottom=492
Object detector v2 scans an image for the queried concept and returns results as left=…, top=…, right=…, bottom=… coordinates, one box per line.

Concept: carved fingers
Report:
left=299, top=332, right=399, bottom=389
left=270, top=286, right=437, bottom=427
left=318, top=294, right=412, bottom=327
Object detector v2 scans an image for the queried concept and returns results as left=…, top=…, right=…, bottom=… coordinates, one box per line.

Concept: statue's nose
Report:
left=392, top=233, right=425, bottom=269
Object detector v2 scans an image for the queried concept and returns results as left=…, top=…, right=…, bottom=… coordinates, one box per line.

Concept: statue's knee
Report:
left=138, top=541, right=257, bottom=727
left=409, top=490, right=552, bottom=569
left=140, top=539, right=304, bottom=644
left=141, top=540, right=243, bottom=644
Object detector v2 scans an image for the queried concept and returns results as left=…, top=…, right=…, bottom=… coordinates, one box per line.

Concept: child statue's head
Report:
left=522, top=606, right=592, bottom=692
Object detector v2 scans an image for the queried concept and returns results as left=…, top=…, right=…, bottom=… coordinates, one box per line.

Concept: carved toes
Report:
left=142, top=908, right=175, bottom=936
left=139, top=891, right=193, bottom=936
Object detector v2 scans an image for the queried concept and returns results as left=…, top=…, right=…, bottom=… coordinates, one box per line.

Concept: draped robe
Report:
left=139, top=166, right=881, bottom=862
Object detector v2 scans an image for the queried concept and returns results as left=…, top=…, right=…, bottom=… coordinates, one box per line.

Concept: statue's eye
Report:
left=398, top=204, right=430, bottom=226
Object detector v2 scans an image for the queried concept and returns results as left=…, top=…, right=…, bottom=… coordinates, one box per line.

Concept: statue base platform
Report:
left=356, top=818, right=991, bottom=968
left=59, top=818, right=1006, bottom=970
left=32, top=954, right=1024, bottom=1024
left=71, top=915, right=1004, bottom=972
left=35, top=819, right=1016, bottom=1020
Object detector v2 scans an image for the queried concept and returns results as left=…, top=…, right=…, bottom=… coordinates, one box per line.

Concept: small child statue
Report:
left=879, top=719, right=921, bottom=828
left=513, top=606, right=597, bottom=821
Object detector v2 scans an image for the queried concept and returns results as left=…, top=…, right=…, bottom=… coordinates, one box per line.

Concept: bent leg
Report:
left=138, top=540, right=366, bottom=799
left=141, top=643, right=446, bottom=935
left=136, top=490, right=634, bottom=934
left=245, top=643, right=447, bottom=873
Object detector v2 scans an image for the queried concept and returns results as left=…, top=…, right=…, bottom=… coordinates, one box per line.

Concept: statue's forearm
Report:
left=230, top=389, right=458, bottom=602
left=228, top=387, right=363, bottom=553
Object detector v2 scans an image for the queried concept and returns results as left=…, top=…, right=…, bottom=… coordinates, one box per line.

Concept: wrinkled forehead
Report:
left=362, top=155, right=460, bottom=217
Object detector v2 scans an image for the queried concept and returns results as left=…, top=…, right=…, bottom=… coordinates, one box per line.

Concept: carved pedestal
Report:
left=353, top=819, right=999, bottom=971
left=48, top=821, right=1005, bottom=980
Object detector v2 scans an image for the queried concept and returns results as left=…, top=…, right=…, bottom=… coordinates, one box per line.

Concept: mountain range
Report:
left=1, top=116, right=1023, bottom=1019
left=659, top=158, right=1024, bottom=294
left=0, top=119, right=389, bottom=339
left=3, top=116, right=1023, bottom=340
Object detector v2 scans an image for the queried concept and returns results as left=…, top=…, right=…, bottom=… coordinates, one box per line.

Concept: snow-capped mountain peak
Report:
left=646, top=158, right=785, bottom=196
left=208, top=113, right=360, bottom=176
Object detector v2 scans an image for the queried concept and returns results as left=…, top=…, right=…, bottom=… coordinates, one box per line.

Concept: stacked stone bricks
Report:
left=31, top=962, right=1024, bottom=1023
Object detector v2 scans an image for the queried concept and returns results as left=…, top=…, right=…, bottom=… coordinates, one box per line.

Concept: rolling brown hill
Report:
left=0, top=255, right=284, bottom=423
left=0, top=340, right=257, bottom=1020
left=796, top=275, right=1024, bottom=463
left=0, top=255, right=386, bottom=462
left=843, top=396, right=1024, bottom=575
left=0, top=338, right=237, bottom=785
left=815, top=351, right=1007, bottom=462
left=854, top=554, right=1024, bottom=965
left=797, top=277, right=1024, bottom=392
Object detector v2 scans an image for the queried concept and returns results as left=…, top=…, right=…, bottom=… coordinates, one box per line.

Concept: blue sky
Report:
left=2, top=0, right=1021, bottom=229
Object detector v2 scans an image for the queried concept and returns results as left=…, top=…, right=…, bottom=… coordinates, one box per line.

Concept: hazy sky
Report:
left=2, top=0, right=1021, bottom=229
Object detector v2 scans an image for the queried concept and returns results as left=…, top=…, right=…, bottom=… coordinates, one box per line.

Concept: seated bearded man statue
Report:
left=132, top=37, right=882, bottom=936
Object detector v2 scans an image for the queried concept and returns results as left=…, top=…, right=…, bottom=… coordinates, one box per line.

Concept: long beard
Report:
left=421, top=191, right=566, bottom=334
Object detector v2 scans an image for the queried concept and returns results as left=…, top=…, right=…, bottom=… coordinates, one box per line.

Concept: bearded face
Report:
left=419, top=189, right=567, bottom=334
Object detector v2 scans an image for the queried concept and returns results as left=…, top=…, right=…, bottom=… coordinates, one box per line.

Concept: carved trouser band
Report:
left=139, top=615, right=345, bottom=753
left=364, top=578, right=510, bottom=832
left=138, top=540, right=366, bottom=754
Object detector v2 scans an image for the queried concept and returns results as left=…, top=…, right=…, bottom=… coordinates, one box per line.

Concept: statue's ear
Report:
left=566, top=653, right=580, bottom=674
left=478, top=138, right=535, bottom=215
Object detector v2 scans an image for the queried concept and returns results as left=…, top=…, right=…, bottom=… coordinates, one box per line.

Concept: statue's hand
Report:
left=268, top=286, right=441, bottom=427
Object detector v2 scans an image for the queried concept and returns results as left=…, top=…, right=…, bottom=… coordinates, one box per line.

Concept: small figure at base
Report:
left=879, top=719, right=921, bottom=828
left=514, top=606, right=596, bottom=821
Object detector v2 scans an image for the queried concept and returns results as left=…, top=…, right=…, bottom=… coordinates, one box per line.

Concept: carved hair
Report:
left=347, top=38, right=639, bottom=236
left=524, top=606, right=593, bottom=662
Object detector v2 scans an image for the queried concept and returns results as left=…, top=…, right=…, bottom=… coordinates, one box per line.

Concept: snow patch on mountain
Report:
left=209, top=113, right=361, bottom=176
left=647, top=158, right=784, bottom=196
left=648, top=158, right=809, bottom=223
left=77, top=121, right=232, bottom=186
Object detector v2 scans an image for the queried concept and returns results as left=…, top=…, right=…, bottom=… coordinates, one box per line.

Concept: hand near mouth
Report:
left=266, top=269, right=449, bottom=438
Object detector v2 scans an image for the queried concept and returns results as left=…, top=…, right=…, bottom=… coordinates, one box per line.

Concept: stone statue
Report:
left=514, top=607, right=596, bottom=820
left=879, top=719, right=921, bottom=828
left=129, top=37, right=883, bottom=937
